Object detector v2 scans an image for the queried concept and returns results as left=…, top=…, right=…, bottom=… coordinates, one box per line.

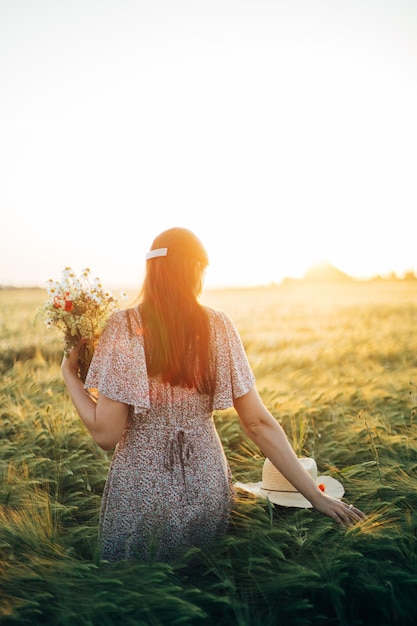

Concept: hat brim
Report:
left=235, top=476, right=344, bottom=508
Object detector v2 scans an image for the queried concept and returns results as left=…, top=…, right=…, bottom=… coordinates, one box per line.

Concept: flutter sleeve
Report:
left=84, top=309, right=150, bottom=412
left=209, top=309, right=255, bottom=410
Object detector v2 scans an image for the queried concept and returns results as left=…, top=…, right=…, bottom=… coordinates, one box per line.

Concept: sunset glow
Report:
left=1, top=0, right=416, bottom=289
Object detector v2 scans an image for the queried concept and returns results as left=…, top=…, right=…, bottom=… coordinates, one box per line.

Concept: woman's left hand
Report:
left=61, top=342, right=84, bottom=376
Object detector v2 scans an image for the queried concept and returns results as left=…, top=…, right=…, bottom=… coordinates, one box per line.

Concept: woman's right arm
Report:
left=233, top=386, right=365, bottom=525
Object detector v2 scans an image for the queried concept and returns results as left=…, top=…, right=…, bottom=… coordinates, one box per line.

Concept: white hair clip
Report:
left=146, top=247, right=168, bottom=260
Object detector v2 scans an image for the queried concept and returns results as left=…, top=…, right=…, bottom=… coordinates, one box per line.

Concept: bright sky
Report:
left=1, top=0, right=416, bottom=289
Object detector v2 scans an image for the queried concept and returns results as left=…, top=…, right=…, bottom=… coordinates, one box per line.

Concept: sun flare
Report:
left=1, top=1, right=416, bottom=289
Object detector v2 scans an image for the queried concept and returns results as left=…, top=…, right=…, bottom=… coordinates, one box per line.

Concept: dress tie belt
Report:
left=163, top=429, right=194, bottom=486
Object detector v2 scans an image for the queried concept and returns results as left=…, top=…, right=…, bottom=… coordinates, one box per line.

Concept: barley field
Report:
left=1, top=282, right=417, bottom=625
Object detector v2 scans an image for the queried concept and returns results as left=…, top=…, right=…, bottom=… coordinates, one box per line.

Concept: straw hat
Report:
left=235, top=457, right=344, bottom=508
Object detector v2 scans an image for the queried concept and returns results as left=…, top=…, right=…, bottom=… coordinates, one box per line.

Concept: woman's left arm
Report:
left=61, top=345, right=129, bottom=450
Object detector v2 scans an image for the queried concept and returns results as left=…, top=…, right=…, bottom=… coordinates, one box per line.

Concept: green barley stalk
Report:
left=359, top=410, right=383, bottom=484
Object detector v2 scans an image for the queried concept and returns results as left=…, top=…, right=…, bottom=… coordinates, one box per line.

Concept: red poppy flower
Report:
left=53, top=296, right=62, bottom=309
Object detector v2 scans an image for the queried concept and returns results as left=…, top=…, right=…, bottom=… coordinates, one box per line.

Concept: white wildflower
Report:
left=38, top=266, right=120, bottom=382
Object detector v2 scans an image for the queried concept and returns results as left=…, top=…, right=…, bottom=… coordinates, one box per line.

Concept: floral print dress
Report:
left=85, top=306, right=254, bottom=562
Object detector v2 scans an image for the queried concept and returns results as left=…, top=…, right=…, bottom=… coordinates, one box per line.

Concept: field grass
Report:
left=1, top=282, right=417, bottom=625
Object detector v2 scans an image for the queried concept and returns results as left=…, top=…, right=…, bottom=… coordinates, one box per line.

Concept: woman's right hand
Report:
left=310, top=491, right=366, bottom=526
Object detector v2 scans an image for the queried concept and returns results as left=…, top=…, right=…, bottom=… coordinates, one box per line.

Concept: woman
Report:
left=62, top=227, right=365, bottom=562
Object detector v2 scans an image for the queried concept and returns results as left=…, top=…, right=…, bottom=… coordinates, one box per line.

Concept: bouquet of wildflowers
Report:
left=39, top=267, right=125, bottom=382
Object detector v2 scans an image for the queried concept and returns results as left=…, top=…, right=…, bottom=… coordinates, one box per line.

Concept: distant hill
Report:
left=283, top=261, right=354, bottom=284
left=302, top=261, right=354, bottom=283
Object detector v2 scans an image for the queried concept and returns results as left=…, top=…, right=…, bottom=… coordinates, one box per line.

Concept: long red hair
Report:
left=140, top=228, right=214, bottom=394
